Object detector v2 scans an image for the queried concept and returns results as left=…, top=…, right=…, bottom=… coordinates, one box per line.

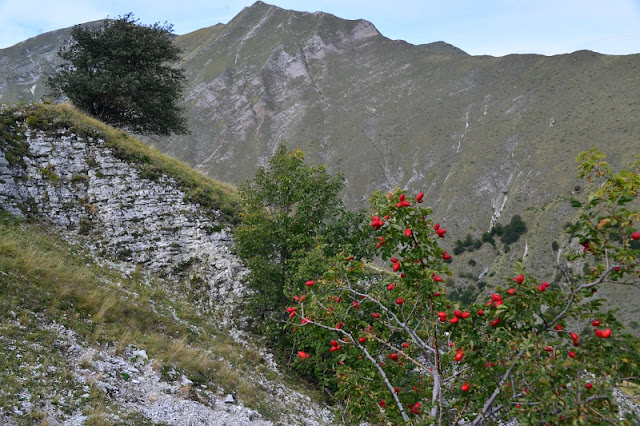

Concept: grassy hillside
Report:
left=0, top=103, right=336, bottom=423
left=0, top=211, right=331, bottom=423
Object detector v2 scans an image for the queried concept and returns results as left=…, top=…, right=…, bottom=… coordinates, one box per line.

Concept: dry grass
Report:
left=0, top=212, right=284, bottom=419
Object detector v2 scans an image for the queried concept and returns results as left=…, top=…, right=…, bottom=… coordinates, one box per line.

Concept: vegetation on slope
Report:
left=1, top=103, right=241, bottom=222
left=237, top=146, right=640, bottom=424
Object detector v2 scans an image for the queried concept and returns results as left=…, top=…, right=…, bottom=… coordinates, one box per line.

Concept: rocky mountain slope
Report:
left=1, top=1, right=639, bottom=325
left=0, top=103, right=332, bottom=424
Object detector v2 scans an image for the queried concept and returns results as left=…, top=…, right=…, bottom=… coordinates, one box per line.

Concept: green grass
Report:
left=0, top=212, right=324, bottom=422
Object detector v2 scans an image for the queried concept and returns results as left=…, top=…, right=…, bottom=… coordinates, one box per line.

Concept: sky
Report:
left=1, top=0, right=640, bottom=56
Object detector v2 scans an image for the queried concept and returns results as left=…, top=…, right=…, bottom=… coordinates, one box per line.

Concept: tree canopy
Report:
left=48, top=13, right=188, bottom=135
left=234, top=144, right=371, bottom=320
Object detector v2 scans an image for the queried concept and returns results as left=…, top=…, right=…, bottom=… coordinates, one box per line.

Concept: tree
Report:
left=288, top=149, right=640, bottom=424
left=48, top=13, right=188, bottom=135
left=234, top=144, right=372, bottom=332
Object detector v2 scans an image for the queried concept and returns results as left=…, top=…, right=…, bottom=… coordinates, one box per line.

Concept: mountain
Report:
left=0, top=103, right=331, bottom=424
left=1, top=1, right=639, bottom=327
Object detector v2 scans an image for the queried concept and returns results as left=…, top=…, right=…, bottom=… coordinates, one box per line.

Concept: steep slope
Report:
left=164, top=2, right=640, bottom=305
left=1, top=1, right=639, bottom=317
left=0, top=103, right=332, bottom=424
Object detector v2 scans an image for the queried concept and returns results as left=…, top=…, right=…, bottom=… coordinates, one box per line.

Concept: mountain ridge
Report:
left=1, top=1, right=639, bottom=328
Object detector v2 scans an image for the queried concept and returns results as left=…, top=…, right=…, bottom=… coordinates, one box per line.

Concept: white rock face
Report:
left=1, top=128, right=248, bottom=326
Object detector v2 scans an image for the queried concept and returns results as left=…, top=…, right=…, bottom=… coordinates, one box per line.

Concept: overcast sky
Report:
left=1, top=0, right=640, bottom=56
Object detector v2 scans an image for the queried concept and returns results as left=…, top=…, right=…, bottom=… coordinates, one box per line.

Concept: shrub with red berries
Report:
left=284, top=150, right=640, bottom=424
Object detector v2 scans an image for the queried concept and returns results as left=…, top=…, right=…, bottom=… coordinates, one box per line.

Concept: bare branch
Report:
left=472, top=349, right=526, bottom=426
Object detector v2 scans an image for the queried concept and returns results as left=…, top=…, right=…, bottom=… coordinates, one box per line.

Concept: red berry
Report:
left=434, top=223, right=440, bottom=230
left=632, top=232, right=640, bottom=240
left=298, top=351, right=310, bottom=359
left=387, top=282, right=396, bottom=291
left=508, top=289, right=516, bottom=295
left=393, top=263, right=401, bottom=272
left=454, top=310, right=463, bottom=318
left=372, top=313, right=380, bottom=319
left=331, top=340, right=338, bottom=347
left=405, top=228, right=412, bottom=237
left=390, top=353, right=399, bottom=361
left=399, top=194, right=405, bottom=201
left=568, top=351, right=576, bottom=359
left=514, top=274, right=524, bottom=284
left=461, top=312, right=471, bottom=319
left=391, top=257, right=398, bottom=264
left=461, top=383, right=470, bottom=392
left=454, top=351, right=464, bottom=362
left=442, top=252, right=451, bottom=260
left=595, top=329, right=603, bottom=337
left=378, top=400, right=386, bottom=407
left=437, top=228, right=447, bottom=238
left=359, top=337, right=366, bottom=344
left=433, top=291, right=441, bottom=297
left=396, top=297, right=404, bottom=305
left=416, top=192, right=424, bottom=203
left=335, top=322, right=343, bottom=329
left=477, top=309, right=484, bottom=316
left=592, top=319, right=601, bottom=327
left=585, top=383, right=593, bottom=389
left=601, top=328, right=612, bottom=338
left=449, top=317, right=459, bottom=324
left=544, top=346, right=553, bottom=352
left=491, top=318, right=500, bottom=327
left=402, top=342, right=409, bottom=348
left=537, top=285, right=546, bottom=292
left=305, top=280, right=315, bottom=287
left=570, top=332, right=579, bottom=341
left=555, top=324, right=563, bottom=331
left=433, top=275, right=443, bottom=282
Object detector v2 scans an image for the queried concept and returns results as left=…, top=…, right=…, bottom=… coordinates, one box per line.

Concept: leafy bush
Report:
left=234, top=144, right=373, bottom=372
left=500, top=214, right=527, bottom=244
